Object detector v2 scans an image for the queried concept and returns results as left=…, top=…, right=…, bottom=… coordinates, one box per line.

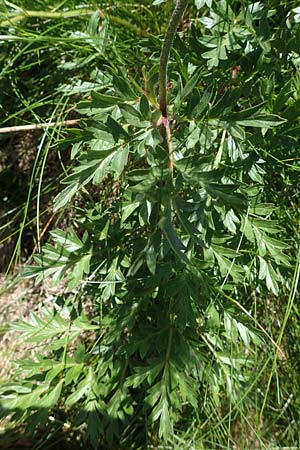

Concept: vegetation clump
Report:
left=0, top=1, right=300, bottom=448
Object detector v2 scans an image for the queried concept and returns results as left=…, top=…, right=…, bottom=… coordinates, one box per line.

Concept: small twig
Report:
left=0, top=119, right=80, bottom=134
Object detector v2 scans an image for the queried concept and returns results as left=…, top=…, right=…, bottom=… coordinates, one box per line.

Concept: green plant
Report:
left=0, top=0, right=156, bottom=272
left=1, top=1, right=300, bottom=448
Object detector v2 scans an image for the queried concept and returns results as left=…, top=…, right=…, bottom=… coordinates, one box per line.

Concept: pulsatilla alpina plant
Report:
left=1, top=0, right=298, bottom=447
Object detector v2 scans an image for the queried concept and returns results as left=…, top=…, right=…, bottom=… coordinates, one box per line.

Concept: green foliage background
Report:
left=0, top=1, right=300, bottom=449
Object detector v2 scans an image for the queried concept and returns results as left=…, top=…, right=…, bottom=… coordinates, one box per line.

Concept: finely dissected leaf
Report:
left=159, top=399, right=173, bottom=440
left=224, top=105, right=286, bottom=128
left=53, top=183, right=80, bottom=211
left=54, top=144, right=128, bottom=210
left=126, top=361, right=164, bottom=388
left=45, top=364, right=65, bottom=382
left=119, top=103, right=142, bottom=125
left=195, top=0, right=212, bottom=7
left=86, top=401, right=103, bottom=449
left=180, top=67, right=203, bottom=101
left=101, top=258, right=125, bottom=301
left=249, top=203, right=277, bottom=216
left=273, top=81, right=293, bottom=113
left=213, top=252, right=244, bottom=282
left=2, top=0, right=296, bottom=446
left=107, top=388, right=129, bottom=420
left=65, top=364, right=84, bottom=386
left=234, top=114, right=286, bottom=128
left=49, top=228, right=83, bottom=252
left=111, top=144, right=129, bottom=177
left=13, top=385, right=49, bottom=411
left=139, top=94, right=150, bottom=118
left=243, top=215, right=290, bottom=268
left=25, top=228, right=93, bottom=287
left=39, top=380, right=63, bottom=409
left=110, top=68, right=137, bottom=100
left=259, top=257, right=279, bottom=295
left=173, top=198, right=203, bottom=245
left=77, top=92, right=123, bottom=115
left=207, top=303, right=220, bottom=329
left=223, top=209, right=239, bottom=233
left=12, top=306, right=98, bottom=344
left=121, top=201, right=140, bottom=223
left=66, top=367, right=94, bottom=406
left=204, top=183, right=247, bottom=208
left=190, top=85, right=214, bottom=118
left=146, top=237, right=159, bottom=275
left=159, top=216, right=190, bottom=264
left=107, top=115, right=129, bottom=141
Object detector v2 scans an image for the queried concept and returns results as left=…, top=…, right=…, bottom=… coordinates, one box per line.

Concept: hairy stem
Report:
left=159, top=0, right=188, bottom=117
